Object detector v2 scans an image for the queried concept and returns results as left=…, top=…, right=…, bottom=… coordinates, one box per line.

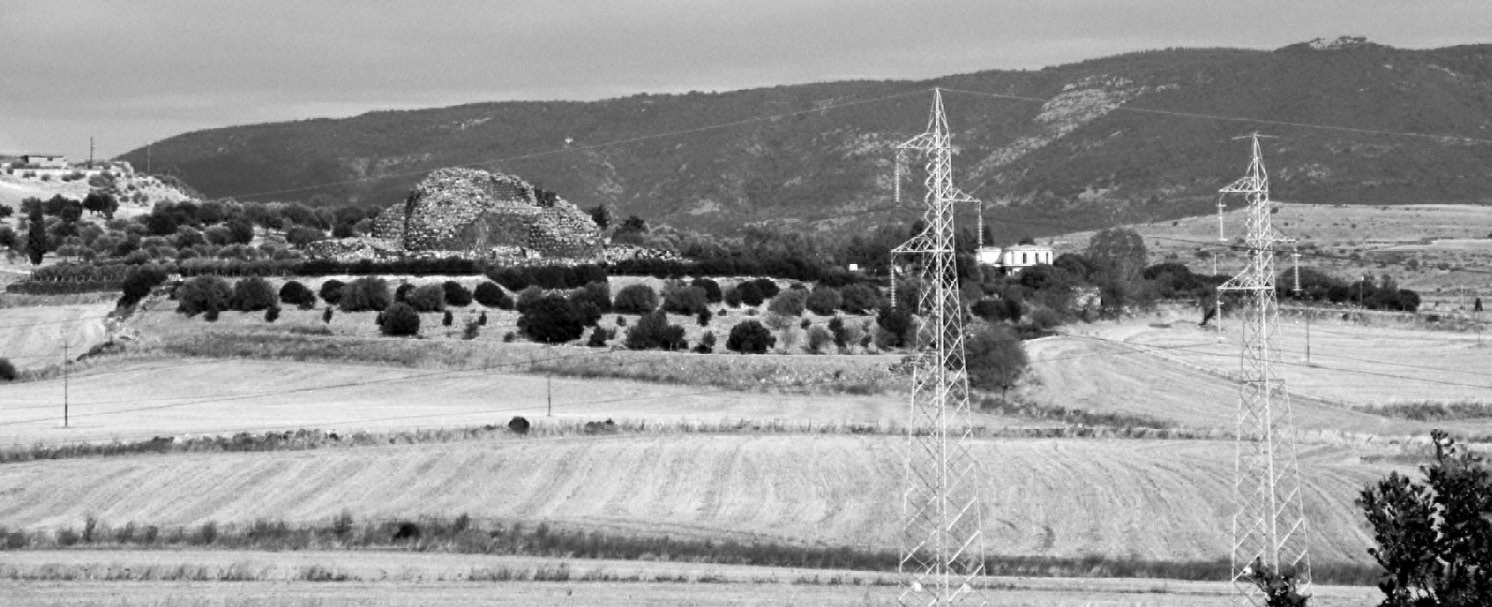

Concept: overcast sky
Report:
left=3, top=1, right=1489, bottom=160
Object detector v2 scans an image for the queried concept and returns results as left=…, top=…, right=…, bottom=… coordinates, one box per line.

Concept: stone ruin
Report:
left=370, top=167, right=602, bottom=259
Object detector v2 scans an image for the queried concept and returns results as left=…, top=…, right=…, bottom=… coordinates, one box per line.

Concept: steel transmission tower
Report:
left=1216, top=134, right=1312, bottom=604
left=890, top=89, right=987, bottom=606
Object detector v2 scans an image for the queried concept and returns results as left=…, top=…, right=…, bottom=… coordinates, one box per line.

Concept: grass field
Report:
left=0, top=301, right=115, bottom=371
left=0, top=434, right=1397, bottom=565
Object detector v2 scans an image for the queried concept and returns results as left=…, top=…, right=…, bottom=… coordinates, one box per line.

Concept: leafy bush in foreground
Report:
left=318, top=279, right=345, bottom=305
left=405, top=284, right=446, bottom=313
left=768, top=289, right=808, bottom=317
left=0, top=358, right=16, bottom=382
left=517, top=295, right=586, bottom=344
left=625, top=311, right=686, bottom=351
left=228, top=277, right=278, bottom=312
left=442, top=281, right=473, bottom=307
left=340, top=277, right=391, bottom=312
left=176, top=276, right=231, bottom=316
left=805, top=286, right=842, bottom=316
left=278, top=280, right=317, bottom=309
left=380, top=302, right=420, bottom=336
left=726, top=320, right=775, bottom=354
left=472, top=281, right=511, bottom=309
left=614, top=284, right=658, bottom=314
left=661, top=285, right=709, bottom=316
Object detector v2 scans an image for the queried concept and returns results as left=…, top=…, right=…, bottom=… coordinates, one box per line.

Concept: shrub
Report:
left=690, top=278, right=722, bottom=303
left=478, top=311, right=487, bottom=325
left=625, top=311, right=686, bottom=350
left=767, top=289, right=808, bottom=317
left=697, top=308, right=712, bottom=326
left=737, top=281, right=764, bottom=306
left=381, top=302, right=420, bottom=336
left=839, top=284, right=880, bottom=314
left=442, top=310, right=454, bottom=326
left=586, top=326, right=612, bottom=348
left=972, top=298, right=1023, bottom=323
left=442, top=281, right=473, bottom=307
left=508, top=416, right=530, bottom=434
left=723, top=286, right=743, bottom=308
left=176, top=276, right=231, bottom=316
left=752, top=278, right=781, bottom=298
left=726, top=320, right=776, bottom=354
left=462, top=318, right=480, bottom=340
left=515, top=286, right=545, bottom=313
left=405, top=284, right=446, bottom=312
left=964, top=325, right=1028, bottom=393
left=1029, top=308, right=1061, bottom=331
left=697, top=331, right=717, bottom=353
left=0, top=358, right=16, bottom=382
left=807, top=326, right=834, bottom=354
left=517, top=295, right=586, bottom=343
left=662, top=285, right=709, bottom=315
left=875, top=306, right=915, bottom=348
left=394, top=283, right=414, bottom=302
left=120, top=266, right=168, bottom=307
left=322, top=307, right=334, bottom=324
left=264, top=306, right=280, bottom=323
left=204, top=308, right=220, bottom=322
left=805, top=286, right=842, bottom=316
left=279, top=280, right=317, bottom=309
left=340, top=277, right=391, bottom=312
left=1359, top=430, right=1492, bottom=606
left=614, top=284, right=659, bottom=314
left=568, top=281, right=612, bottom=313
left=319, top=279, right=345, bottom=305
left=472, top=281, right=512, bottom=309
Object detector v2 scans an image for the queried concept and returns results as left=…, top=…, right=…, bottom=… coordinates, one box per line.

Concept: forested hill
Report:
left=119, top=37, right=1492, bottom=242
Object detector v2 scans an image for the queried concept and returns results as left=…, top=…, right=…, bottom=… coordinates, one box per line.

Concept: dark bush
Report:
left=726, top=320, right=776, bottom=354
left=204, top=308, right=220, bottom=322
left=119, top=266, right=168, bottom=307
left=442, top=310, right=454, bottom=326
left=0, top=358, right=16, bottom=382
left=508, top=416, right=530, bottom=435
left=322, top=307, right=334, bottom=324
left=176, top=276, right=231, bottom=316
left=517, top=295, right=586, bottom=343
left=876, top=305, right=915, bottom=348
left=724, top=286, right=743, bottom=308
left=478, top=311, right=487, bottom=325
left=806, top=326, right=833, bottom=354
left=229, top=277, right=277, bottom=312
left=472, top=281, right=511, bottom=309
left=690, top=278, right=723, bottom=303
left=318, top=279, right=345, bottom=305
left=805, top=286, right=842, bottom=316
left=828, top=316, right=850, bottom=350
left=515, top=286, right=545, bottom=313
left=568, top=281, right=612, bottom=313
left=697, top=308, right=712, bottom=326
left=768, top=289, right=808, bottom=317
left=394, top=283, right=414, bottom=302
left=381, top=302, right=420, bottom=336
left=278, top=280, right=317, bottom=309
left=662, top=285, right=709, bottom=316
left=442, top=281, right=473, bottom=307
left=839, top=284, right=880, bottom=314
left=614, top=284, right=659, bottom=314
left=405, top=284, right=446, bottom=312
left=264, top=306, right=280, bottom=323
left=965, top=325, right=1028, bottom=393
left=586, top=326, right=612, bottom=347
left=737, top=281, right=764, bottom=306
left=625, top=311, right=687, bottom=350
left=340, top=277, right=391, bottom=312
left=752, top=278, right=781, bottom=298
left=693, top=331, right=716, bottom=354
left=972, top=298, right=1023, bottom=323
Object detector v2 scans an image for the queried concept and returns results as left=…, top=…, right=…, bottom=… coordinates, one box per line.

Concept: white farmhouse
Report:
left=976, top=243, right=1054, bottom=275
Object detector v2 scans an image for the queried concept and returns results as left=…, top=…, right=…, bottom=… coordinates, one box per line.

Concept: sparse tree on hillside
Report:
left=588, top=204, right=612, bottom=230
left=381, top=302, right=420, bottom=336
left=517, top=295, right=586, bottom=344
left=26, top=206, right=46, bottom=265
left=964, top=325, right=1028, bottom=394
left=1086, top=227, right=1148, bottom=284
left=726, top=320, right=775, bottom=354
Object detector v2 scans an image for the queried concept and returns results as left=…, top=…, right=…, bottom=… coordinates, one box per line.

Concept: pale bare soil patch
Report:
left=0, top=435, right=1395, bottom=564
left=0, top=301, right=115, bottom=370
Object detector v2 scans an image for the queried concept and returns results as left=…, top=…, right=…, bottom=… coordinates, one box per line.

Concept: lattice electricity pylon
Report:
left=890, top=88, right=987, bottom=607
left=1216, top=133, right=1312, bottom=604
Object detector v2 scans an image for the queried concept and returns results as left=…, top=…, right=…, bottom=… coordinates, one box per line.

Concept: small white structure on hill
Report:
left=976, top=243, right=1054, bottom=275
left=21, top=154, right=67, bottom=168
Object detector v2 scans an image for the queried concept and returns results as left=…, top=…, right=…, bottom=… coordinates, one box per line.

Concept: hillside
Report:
left=118, top=38, right=1492, bottom=241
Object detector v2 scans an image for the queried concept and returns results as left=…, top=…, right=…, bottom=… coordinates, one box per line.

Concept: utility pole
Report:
left=546, top=375, right=553, bottom=417
left=1217, top=134, right=1312, bottom=604
left=890, top=89, right=986, bottom=606
left=88, top=137, right=94, bottom=168
left=62, top=341, right=69, bottom=428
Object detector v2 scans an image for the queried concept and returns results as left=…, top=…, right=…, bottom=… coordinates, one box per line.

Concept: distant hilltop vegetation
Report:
left=120, top=38, right=1492, bottom=241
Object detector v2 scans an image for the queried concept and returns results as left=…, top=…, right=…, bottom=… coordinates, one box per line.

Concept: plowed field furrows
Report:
left=0, top=303, right=113, bottom=370
left=0, top=359, right=1043, bottom=446
left=0, top=435, right=1393, bottom=564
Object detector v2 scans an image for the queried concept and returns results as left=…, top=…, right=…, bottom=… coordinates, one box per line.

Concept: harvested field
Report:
left=0, top=435, right=1396, bottom=564
left=0, top=551, right=1381, bottom=606
left=0, top=302, right=114, bottom=371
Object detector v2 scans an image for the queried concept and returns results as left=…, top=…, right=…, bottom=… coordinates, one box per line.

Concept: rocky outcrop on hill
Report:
left=372, top=168, right=601, bottom=258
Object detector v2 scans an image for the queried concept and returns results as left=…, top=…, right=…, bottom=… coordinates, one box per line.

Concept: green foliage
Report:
left=1359, top=430, right=1492, bottom=606
left=751, top=278, right=781, bottom=299
left=442, top=310, right=454, bottom=326
left=1086, top=228, right=1148, bottom=284
left=661, top=285, right=709, bottom=315
left=567, top=281, right=612, bottom=313
left=278, top=280, right=317, bottom=309
left=229, top=277, right=278, bottom=311
left=614, top=284, right=659, bottom=314
left=805, top=286, right=842, bottom=316
left=806, top=326, right=833, bottom=354
left=1243, top=559, right=1310, bottom=607
left=120, top=266, right=168, bottom=307
left=442, top=281, right=473, bottom=307
left=726, top=320, right=776, bottom=354
left=625, top=310, right=686, bottom=350
left=340, top=277, right=391, bottom=312
left=472, top=281, right=512, bottom=309
left=838, top=284, right=879, bottom=314
left=972, top=298, right=1023, bottom=323
left=767, top=289, right=807, bottom=317
left=875, top=306, right=915, bottom=348
left=734, top=282, right=762, bottom=306
left=690, top=278, right=722, bottom=303
left=26, top=206, right=47, bottom=265
left=586, top=326, right=612, bottom=348
left=381, top=302, right=421, bottom=336
left=0, top=358, right=16, bottom=382
left=517, top=295, right=586, bottom=343
left=264, top=306, right=280, bottom=323
left=515, top=285, right=545, bottom=313
left=176, top=276, right=231, bottom=316
left=404, top=284, right=446, bottom=312
left=964, top=325, right=1029, bottom=393
left=318, top=279, right=345, bottom=305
